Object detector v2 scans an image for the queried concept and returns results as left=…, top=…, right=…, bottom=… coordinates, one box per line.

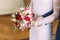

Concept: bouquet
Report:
left=11, top=7, right=34, bottom=31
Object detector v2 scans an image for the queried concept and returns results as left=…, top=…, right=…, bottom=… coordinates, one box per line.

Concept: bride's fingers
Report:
left=29, top=21, right=35, bottom=27
left=29, top=24, right=34, bottom=28
left=36, top=16, right=43, bottom=21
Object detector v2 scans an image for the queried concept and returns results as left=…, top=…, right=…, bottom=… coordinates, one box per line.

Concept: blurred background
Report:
left=0, top=0, right=25, bottom=15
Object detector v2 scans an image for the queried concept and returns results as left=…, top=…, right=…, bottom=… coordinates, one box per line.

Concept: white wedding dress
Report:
left=29, top=0, right=53, bottom=40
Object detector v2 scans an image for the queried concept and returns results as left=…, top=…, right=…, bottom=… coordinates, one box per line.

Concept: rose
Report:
left=16, top=12, right=22, bottom=20
left=24, top=16, right=30, bottom=21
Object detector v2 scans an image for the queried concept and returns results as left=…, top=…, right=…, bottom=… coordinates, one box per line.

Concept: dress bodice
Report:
left=32, top=0, right=53, bottom=17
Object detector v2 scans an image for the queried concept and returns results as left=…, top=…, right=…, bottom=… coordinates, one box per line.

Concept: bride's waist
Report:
left=33, top=12, right=48, bottom=17
left=33, top=9, right=52, bottom=15
left=33, top=9, right=53, bottom=18
left=33, top=11, right=50, bottom=16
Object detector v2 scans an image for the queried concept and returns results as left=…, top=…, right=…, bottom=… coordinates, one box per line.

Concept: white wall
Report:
left=0, top=0, right=25, bottom=15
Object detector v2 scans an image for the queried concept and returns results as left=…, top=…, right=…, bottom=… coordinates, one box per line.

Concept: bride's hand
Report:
left=35, top=16, right=44, bottom=27
left=29, top=16, right=44, bottom=27
left=36, top=16, right=43, bottom=21
left=28, top=21, right=35, bottom=28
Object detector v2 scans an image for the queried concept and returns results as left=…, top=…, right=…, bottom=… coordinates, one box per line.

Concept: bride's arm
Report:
left=35, top=0, right=59, bottom=25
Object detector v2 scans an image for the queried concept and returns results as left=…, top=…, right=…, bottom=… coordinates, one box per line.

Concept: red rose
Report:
left=16, top=12, right=21, bottom=20
left=24, top=16, right=30, bottom=21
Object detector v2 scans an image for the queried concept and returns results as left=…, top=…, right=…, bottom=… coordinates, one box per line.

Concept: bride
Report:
left=28, top=0, right=58, bottom=40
